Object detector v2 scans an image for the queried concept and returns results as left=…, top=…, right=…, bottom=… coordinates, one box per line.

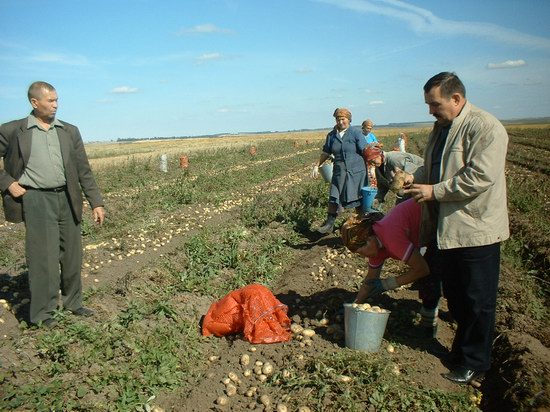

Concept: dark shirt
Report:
left=429, top=125, right=450, bottom=185
left=429, top=125, right=450, bottom=230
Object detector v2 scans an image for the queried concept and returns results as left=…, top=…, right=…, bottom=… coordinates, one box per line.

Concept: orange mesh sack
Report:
left=201, top=284, right=292, bottom=344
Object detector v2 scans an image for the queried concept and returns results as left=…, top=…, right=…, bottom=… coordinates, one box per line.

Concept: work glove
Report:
left=365, top=277, right=399, bottom=299
left=311, top=164, right=319, bottom=179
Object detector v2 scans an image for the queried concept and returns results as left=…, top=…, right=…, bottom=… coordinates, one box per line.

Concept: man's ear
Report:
left=451, top=93, right=462, bottom=106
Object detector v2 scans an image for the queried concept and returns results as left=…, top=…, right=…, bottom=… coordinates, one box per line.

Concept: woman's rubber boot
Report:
left=318, top=214, right=337, bottom=234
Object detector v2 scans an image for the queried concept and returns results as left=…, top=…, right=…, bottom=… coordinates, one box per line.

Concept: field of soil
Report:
left=0, top=126, right=549, bottom=411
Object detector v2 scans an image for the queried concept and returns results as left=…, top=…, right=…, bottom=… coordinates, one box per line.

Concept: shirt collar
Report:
left=27, top=113, right=64, bottom=130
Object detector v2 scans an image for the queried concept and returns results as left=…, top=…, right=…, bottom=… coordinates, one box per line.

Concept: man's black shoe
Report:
left=442, top=366, right=484, bottom=385
left=69, top=307, right=94, bottom=317
left=41, top=318, right=58, bottom=328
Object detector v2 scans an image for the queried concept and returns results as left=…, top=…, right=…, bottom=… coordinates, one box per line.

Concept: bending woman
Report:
left=341, top=199, right=442, bottom=338
left=364, top=143, right=424, bottom=208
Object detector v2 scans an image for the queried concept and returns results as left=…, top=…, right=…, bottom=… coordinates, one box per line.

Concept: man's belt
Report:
left=23, top=185, right=67, bottom=193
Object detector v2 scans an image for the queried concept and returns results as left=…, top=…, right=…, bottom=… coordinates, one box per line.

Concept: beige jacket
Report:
left=415, top=101, right=510, bottom=249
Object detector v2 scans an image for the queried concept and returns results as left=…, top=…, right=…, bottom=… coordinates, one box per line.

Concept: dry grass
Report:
left=85, top=127, right=431, bottom=170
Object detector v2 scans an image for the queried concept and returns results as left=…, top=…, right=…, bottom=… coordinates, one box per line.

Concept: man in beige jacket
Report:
left=405, top=72, right=509, bottom=385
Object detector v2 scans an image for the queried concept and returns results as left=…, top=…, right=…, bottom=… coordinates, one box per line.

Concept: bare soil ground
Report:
left=1, top=127, right=549, bottom=411
left=1, top=201, right=548, bottom=411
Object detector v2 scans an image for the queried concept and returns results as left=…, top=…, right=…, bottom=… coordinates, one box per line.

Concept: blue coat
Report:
left=322, top=127, right=367, bottom=207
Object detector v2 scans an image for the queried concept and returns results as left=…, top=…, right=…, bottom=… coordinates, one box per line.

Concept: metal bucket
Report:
left=344, top=303, right=390, bottom=352
left=319, top=162, right=333, bottom=183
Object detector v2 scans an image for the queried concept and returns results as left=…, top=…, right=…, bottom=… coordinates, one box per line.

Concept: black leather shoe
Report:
left=41, top=318, right=58, bottom=328
left=442, top=366, right=484, bottom=385
left=69, top=307, right=94, bottom=317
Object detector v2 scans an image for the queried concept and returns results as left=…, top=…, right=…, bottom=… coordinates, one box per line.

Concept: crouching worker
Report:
left=341, top=199, right=441, bottom=338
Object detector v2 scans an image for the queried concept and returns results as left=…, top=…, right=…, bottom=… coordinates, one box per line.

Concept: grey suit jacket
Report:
left=0, top=117, right=104, bottom=223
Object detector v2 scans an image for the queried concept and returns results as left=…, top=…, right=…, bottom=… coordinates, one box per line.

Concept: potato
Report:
left=260, top=394, right=271, bottom=407
left=359, top=303, right=371, bottom=311
left=216, top=395, right=229, bottom=405
left=228, top=371, right=241, bottom=384
left=301, top=328, right=316, bottom=338
left=240, top=354, right=250, bottom=366
left=262, top=362, right=274, bottom=375
left=290, top=323, right=304, bottom=334
left=225, top=383, right=237, bottom=397
left=336, top=375, right=352, bottom=383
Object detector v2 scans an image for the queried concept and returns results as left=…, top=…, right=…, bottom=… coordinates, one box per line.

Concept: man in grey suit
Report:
left=0, top=81, right=105, bottom=328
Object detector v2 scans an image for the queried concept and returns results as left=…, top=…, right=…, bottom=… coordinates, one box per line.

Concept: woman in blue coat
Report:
left=313, top=108, right=367, bottom=233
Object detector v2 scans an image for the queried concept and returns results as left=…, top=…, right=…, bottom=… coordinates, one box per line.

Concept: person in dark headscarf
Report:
left=364, top=143, right=424, bottom=208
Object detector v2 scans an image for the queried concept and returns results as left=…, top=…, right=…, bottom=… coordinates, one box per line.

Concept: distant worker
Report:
left=312, top=108, right=367, bottom=234
left=361, top=119, right=378, bottom=144
left=394, top=132, right=408, bottom=152
left=361, top=119, right=378, bottom=188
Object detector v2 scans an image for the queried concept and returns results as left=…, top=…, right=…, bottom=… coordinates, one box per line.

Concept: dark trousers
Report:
left=22, top=189, right=82, bottom=324
left=438, top=243, right=501, bottom=371
left=419, top=244, right=444, bottom=310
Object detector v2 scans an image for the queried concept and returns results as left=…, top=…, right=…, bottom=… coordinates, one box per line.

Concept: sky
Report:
left=1, top=0, right=550, bottom=142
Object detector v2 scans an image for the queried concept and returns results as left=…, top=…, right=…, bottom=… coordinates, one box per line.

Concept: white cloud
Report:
left=369, top=100, right=384, bottom=105
left=295, top=68, right=314, bottom=74
left=30, top=53, right=89, bottom=66
left=195, top=52, right=226, bottom=64
left=487, top=59, right=527, bottom=69
left=177, top=24, right=234, bottom=35
left=316, top=0, right=550, bottom=50
left=217, top=107, right=248, bottom=113
left=110, top=86, right=139, bottom=94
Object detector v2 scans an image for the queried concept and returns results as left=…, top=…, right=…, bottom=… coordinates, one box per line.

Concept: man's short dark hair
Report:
left=423, top=72, right=466, bottom=99
left=28, top=81, right=55, bottom=101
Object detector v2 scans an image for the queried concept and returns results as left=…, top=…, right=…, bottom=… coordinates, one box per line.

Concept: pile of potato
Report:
left=350, top=302, right=389, bottom=313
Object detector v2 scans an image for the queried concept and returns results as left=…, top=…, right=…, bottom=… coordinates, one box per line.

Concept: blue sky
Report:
left=1, top=0, right=549, bottom=142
